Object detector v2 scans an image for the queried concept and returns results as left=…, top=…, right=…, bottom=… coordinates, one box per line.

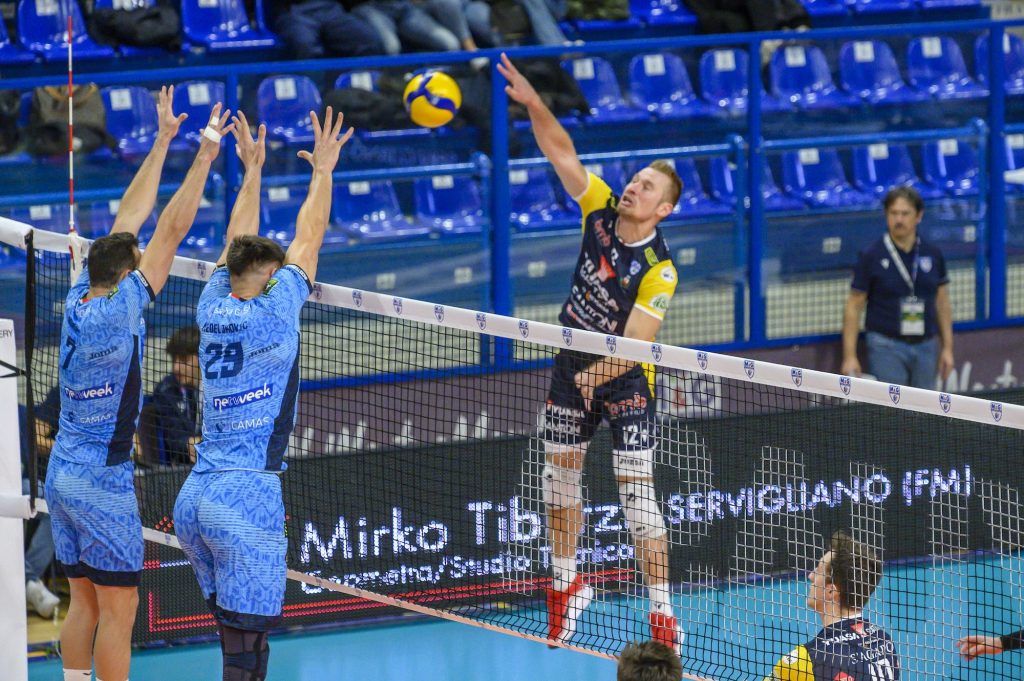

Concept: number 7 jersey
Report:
left=194, top=264, right=312, bottom=473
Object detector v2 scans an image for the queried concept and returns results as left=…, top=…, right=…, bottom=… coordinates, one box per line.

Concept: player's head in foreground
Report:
left=166, top=324, right=201, bottom=388
left=225, top=233, right=286, bottom=295
left=808, top=530, right=882, bottom=622
left=618, top=640, right=684, bottom=681
left=618, top=160, right=681, bottom=227
left=87, top=231, right=142, bottom=289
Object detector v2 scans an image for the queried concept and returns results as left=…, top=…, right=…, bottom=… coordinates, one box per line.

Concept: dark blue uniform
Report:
left=767, top=617, right=900, bottom=681
left=851, top=236, right=948, bottom=340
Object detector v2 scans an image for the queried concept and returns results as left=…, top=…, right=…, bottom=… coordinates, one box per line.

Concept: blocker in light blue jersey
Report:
left=52, top=268, right=154, bottom=467
left=46, top=265, right=153, bottom=585
left=192, top=264, right=311, bottom=473
left=174, top=263, right=310, bottom=630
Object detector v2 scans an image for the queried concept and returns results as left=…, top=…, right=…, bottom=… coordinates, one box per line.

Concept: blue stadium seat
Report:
left=180, top=0, right=277, bottom=52
left=839, top=40, right=930, bottom=104
left=257, top=75, right=321, bottom=146
left=7, top=203, right=70, bottom=232
left=259, top=184, right=305, bottom=246
left=0, top=15, right=36, bottom=64
left=414, top=174, right=485, bottom=236
left=510, top=168, right=576, bottom=232
left=562, top=57, right=650, bottom=124
left=708, top=157, right=806, bottom=211
left=184, top=196, right=222, bottom=250
left=665, top=158, right=732, bottom=219
left=334, top=71, right=382, bottom=91
left=782, top=148, right=875, bottom=208
left=17, top=0, right=114, bottom=61
left=976, top=33, right=1024, bottom=96
left=81, top=199, right=158, bottom=243
left=922, top=139, right=980, bottom=196
left=699, top=48, right=788, bottom=114
left=628, top=53, right=714, bottom=120
left=907, top=36, right=989, bottom=100
left=333, top=180, right=430, bottom=243
left=801, top=0, right=848, bottom=17
left=629, top=0, right=697, bottom=26
left=1003, top=134, right=1024, bottom=195
left=850, top=0, right=913, bottom=14
left=769, top=44, right=861, bottom=110
left=170, top=80, right=227, bottom=152
left=101, top=86, right=159, bottom=157
left=851, top=143, right=945, bottom=200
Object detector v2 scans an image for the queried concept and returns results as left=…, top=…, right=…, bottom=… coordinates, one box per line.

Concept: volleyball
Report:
left=403, top=71, right=462, bottom=128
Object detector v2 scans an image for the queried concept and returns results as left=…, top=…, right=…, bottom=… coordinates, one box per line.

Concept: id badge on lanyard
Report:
left=884, top=234, right=924, bottom=336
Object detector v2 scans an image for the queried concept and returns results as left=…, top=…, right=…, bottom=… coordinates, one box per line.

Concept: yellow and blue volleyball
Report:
left=403, top=71, right=462, bottom=128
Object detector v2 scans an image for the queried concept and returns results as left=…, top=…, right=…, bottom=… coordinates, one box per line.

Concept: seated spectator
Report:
left=22, top=387, right=60, bottom=618
left=151, top=326, right=202, bottom=465
left=348, top=0, right=479, bottom=55
left=272, top=0, right=386, bottom=60
left=420, top=0, right=501, bottom=52
left=512, top=0, right=571, bottom=46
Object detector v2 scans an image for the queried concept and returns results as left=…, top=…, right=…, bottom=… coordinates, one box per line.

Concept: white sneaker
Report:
left=26, top=579, right=60, bottom=618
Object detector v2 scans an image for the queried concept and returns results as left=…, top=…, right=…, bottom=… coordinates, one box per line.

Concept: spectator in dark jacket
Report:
left=151, top=325, right=202, bottom=465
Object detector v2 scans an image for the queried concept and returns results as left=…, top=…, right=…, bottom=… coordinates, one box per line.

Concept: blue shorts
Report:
left=44, top=457, right=143, bottom=586
left=543, top=349, right=656, bottom=453
left=173, top=470, right=287, bottom=631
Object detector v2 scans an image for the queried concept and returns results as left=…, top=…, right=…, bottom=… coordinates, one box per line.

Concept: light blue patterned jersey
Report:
left=194, top=265, right=310, bottom=472
left=52, top=267, right=154, bottom=467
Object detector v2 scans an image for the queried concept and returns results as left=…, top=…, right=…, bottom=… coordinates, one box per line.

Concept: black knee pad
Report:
left=219, top=624, right=270, bottom=681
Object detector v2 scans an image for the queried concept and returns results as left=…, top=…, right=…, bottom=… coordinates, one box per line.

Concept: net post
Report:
left=0, top=315, right=27, bottom=681
left=23, top=230, right=37, bottom=503
left=488, top=61, right=513, bottom=367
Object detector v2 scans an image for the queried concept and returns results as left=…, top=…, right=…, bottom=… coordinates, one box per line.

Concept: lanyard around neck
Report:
left=883, top=234, right=919, bottom=295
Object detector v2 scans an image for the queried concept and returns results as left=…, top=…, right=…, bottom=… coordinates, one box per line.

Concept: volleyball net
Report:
left=8, top=217, right=1024, bottom=680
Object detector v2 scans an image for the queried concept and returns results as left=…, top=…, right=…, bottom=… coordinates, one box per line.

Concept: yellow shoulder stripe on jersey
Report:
left=765, top=645, right=814, bottom=681
left=573, top=172, right=614, bottom=232
left=633, top=259, right=678, bottom=320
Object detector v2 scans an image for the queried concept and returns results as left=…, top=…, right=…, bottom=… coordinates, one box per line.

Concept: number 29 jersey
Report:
left=194, top=264, right=312, bottom=473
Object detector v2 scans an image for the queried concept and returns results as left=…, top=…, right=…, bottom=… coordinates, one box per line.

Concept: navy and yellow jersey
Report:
left=558, top=172, right=678, bottom=336
left=767, top=618, right=900, bottom=681
left=194, top=264, right=311, bottom=473
left=52, top=267, right=154, bottom=467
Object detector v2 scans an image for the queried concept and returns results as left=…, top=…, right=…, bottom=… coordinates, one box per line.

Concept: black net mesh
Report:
left=17, top=226, right=1024, bottom=680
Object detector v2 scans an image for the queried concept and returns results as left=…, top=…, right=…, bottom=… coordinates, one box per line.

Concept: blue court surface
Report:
left=27, top=557, right=1024, bottom=681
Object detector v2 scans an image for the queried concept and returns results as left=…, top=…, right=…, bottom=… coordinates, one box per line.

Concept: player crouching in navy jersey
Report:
left=173, top=108, right=353, bottom=681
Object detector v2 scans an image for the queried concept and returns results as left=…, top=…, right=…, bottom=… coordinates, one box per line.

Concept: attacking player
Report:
left=684, top=531, right=898, bottom=681
left=172, top=108, right=352, bottom=681
left=497, top=54, right=684, bottom=652
left=46, top=89, right=232, bottom=681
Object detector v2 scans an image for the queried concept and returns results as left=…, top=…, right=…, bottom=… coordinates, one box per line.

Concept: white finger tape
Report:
left=202, top=127, right=222, bottom=143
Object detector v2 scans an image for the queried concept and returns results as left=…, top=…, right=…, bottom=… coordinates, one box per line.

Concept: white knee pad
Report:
left=618, top=478, right=666, bottom=540
left=542, top=459, right=584, bottom=510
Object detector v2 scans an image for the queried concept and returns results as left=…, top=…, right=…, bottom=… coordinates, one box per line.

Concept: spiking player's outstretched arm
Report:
left=215, top=111, right=266, bottom=267
left=286, top=107, right=354, bottom=283
left=497, top=52, right=588, bottom=199
left=138, top=103, right=233, bottom=297
left=111, top=85, right=188, bottom=237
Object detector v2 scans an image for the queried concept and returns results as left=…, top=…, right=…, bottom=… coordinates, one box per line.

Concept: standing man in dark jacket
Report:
left=151, top=325, right=202, bottom=465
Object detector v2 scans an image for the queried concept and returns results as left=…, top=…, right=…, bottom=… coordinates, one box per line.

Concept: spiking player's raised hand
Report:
left=497, top=52, right=541, bottom=108
left=297, top=106, right=354, bottom=175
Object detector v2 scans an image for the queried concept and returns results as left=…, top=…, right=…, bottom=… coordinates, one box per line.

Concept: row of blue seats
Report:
left=0, top=134, right=1007, bottom=267
left=0, top=0, right=982, bottom=65
left=564, top=35, right=1016, bottom=124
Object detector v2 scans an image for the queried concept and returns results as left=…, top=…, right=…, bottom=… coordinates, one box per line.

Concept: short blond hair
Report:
left=648, top=159, right=682, bottom=207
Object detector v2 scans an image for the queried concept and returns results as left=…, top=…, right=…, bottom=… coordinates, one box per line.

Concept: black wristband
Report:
left=1000, top=630, right=1024, bottom=651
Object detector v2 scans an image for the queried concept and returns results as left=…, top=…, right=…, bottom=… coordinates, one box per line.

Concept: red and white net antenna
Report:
left=66, top=12, right=84, bottom=284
